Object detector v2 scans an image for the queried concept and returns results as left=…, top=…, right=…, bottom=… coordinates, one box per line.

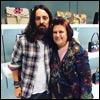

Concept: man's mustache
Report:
left=38, top=24, right=46, bottom=28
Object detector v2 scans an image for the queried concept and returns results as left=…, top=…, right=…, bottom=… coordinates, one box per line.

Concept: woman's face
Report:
left=53, top=25, right=68, bottom=49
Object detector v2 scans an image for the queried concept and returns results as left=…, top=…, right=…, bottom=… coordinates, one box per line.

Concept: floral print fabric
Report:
left=50, top=39, right=92, bottom=99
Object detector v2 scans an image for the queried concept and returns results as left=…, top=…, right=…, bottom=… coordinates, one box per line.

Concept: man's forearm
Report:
left=12, top=70, right=20, bottom=82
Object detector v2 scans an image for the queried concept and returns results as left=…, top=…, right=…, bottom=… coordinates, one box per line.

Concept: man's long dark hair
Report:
left=23, top=5, right=53, bottom=43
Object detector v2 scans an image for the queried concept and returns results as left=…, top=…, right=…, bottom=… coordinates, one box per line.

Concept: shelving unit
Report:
left=1, top=24, right=99, bottom=70
left=1, top=23, right=99, bottom=56
left=88, top=51, right=99, bottom=59
left=1, top=24, right=99, bottom=29
left=1, top=24, right=99, bottom=99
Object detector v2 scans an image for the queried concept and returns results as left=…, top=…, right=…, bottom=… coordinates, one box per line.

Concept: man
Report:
left=9, top=5, right=53, bottom=99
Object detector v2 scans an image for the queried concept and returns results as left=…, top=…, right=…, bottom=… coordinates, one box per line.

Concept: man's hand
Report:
left=14, top=87, right=22, bottom=98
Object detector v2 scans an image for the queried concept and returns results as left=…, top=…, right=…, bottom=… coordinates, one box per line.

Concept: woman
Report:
left=50, top=17, right=92, bottom=99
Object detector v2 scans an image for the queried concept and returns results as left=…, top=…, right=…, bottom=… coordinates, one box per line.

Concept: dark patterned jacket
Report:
left=50, top=39, right=92, bottom=99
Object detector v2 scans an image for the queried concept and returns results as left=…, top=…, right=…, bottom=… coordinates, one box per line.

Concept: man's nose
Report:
left=56, top=32, right=60, bottom=37
left=40, top=18, right=44, bottom=23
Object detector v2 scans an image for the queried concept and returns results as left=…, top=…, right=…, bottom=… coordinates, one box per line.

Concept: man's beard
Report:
left=34, top=24, right=49, bottom=36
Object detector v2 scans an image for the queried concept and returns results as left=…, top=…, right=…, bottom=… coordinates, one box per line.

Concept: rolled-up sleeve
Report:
left=9, top=38, right=22, bottom=71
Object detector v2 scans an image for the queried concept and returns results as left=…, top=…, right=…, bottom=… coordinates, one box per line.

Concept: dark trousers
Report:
left=21, top=91, right=51, bottom=99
